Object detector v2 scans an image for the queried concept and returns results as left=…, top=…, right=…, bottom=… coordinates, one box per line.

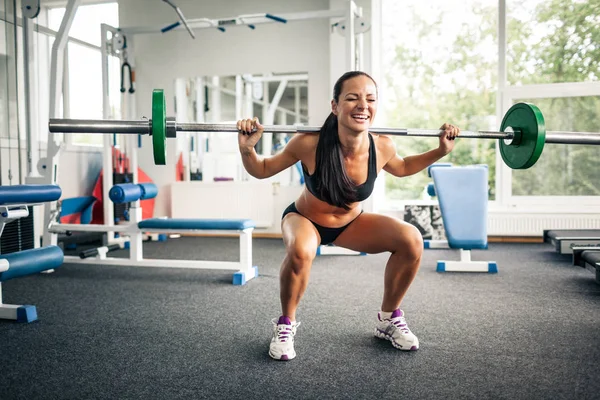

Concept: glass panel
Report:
left=1, top=19, right=10, bottom=139
left=1, top=1, right=21, bottom=184
left=382, top=0, right=498, bottom=202
left=48, top=2, right=119, bottom=47
left=175, top=73, right=309, bottom=182
left=47, top=2, right=120, bottom=146
left=511, top=96, right=600, bottom=196
left=506, top=0, right=599, bottom=85
left=66, top=42, right=103, bottom=146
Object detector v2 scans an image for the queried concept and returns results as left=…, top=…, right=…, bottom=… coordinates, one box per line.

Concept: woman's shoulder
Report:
left=284, top=132, right=319, bottom=157
left=287, top=132, right=319, bottom=149
left=371, top=132, right=396, bottom=152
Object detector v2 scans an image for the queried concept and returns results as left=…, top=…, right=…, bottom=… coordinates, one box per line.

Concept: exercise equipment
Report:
left=0, top=246, right=64, bottom=322
left=48, top=183, right=258, bottom=285
left=56, top=196, right=105, bottom=251
left=109, top=183, right=158, bottom=204
left=0, top=184, right=64, bottom=322
left=543, top=229, right=600, bottom=255
left=0, top=184, right=63, bottom=237
left=161, top=0, right=196, bottom=38
left=0, top=246, right=63, bottom=282
left=316, top=245, right=366, bottom=256
left=421, top=163, right=453, bottom=249
left=0, top=184, right=63, bottom=206
left=429, top=165, right=497, bottom=273
left=48, top=89, right=600, bottom=166
left=79, top=243, right=123, bottom=259
left=572, top=247, right=600, bottom=284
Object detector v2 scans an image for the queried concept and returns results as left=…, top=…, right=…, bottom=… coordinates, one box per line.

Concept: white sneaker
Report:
left=374, top=309, right=419, bottom=351
left=269, top=316, right=300, bottom=361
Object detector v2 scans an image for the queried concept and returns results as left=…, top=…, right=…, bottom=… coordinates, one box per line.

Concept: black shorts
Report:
left=281, top=202, right=361, bottom=245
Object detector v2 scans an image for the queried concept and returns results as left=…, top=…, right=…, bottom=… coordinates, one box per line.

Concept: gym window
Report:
left=380, top=0, right=599, bottom=208
left=48, top=2, right=120, bottom=147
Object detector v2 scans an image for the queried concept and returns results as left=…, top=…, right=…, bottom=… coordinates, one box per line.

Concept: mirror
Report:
left=174, top=73, right=309, bottom=183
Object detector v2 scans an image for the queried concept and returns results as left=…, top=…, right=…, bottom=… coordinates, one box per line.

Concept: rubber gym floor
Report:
left=1, top=237, right=599, bottom=400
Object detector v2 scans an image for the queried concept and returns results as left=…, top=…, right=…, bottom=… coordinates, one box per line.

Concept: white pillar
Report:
left=39, top=0, right=81, bottom=248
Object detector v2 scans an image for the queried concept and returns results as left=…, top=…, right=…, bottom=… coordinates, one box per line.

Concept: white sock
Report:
left=379, top=311, right=394, bottom=320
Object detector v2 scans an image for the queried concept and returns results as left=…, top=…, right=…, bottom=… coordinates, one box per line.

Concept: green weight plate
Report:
left=499, top=103, right=546, bottom=169
left=152, top=89, right=167, bottom=165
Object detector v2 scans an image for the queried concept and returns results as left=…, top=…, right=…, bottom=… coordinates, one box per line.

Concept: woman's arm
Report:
left=237, top=118, right=309, bottom=179
left=239, top=145, right=300, bottom=179
left=384, top=147, right=447, bottom=177
left=381, top=123, right=459, bottom=178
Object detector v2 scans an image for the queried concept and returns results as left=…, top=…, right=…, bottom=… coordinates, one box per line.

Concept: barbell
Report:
left=48, top=89, right=600, bottom=169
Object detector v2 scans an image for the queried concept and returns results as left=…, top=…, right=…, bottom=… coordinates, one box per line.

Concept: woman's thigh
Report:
left=281, top=213, right=321, bottom=253
left=333, top=213, right=422, bottom=254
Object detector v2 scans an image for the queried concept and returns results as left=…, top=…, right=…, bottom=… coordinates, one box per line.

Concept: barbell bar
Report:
left=48, top=89, right=600, bottom=169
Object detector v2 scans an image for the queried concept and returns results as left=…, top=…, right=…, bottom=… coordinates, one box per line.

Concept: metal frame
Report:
left=100, top=22, right=120, bottom=243
left=120, top=8, right=355, bottom=36
left=33, top=0, right=81, bottom=251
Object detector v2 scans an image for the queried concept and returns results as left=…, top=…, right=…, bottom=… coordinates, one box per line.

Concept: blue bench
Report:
left=0, top=184, right=64, bottom=322
left=53, top=183, right=259, bottom=285
left=429, top=166, right=497, bottom=273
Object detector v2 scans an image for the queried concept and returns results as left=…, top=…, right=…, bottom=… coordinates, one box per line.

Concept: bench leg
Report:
left=424, top=240, right=449, bottom=249
left=0, top=284, right=37, bottom=322
left=436, top=249, right=498, bottom=273
left=316, top=245, right=366, bottom=256
left=233, top=228, right=258, bottom=285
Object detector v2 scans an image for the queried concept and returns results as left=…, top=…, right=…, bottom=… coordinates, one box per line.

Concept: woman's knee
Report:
left=395, top=225, right=423, bottom=261
left=285, top=240, right=317, bottom=270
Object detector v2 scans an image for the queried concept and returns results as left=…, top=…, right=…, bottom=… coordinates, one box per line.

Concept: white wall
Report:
left=118, top=0, right=336, bottom=217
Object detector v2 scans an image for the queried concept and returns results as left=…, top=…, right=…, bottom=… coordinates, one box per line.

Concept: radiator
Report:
left=170, top=182, right=275, bottom=227
left=488, top=212, right=600, bottom=236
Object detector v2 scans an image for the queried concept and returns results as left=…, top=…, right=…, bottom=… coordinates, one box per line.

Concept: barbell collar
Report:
left=166, top=117, right=177, bottom=138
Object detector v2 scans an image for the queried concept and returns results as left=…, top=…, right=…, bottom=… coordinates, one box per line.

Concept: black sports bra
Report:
left=302, top=133, right=377, bottom=204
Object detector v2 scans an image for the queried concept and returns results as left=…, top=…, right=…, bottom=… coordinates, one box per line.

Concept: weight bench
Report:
left=429, top=166, right=497, bottom=273
left=138, top=218, right=258, bottom=285
left=0, top=184, right=65, bottom=322
left=50, top=183, right=258, bottom=285
left=423, top=163, right=452, bottom=249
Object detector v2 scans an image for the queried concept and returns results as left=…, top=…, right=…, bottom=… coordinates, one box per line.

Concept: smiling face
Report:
left=331, top=75, right=378, bottom=133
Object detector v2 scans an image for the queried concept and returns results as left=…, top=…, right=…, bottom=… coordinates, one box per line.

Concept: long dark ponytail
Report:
left=314, top=71, right=377, bottom=210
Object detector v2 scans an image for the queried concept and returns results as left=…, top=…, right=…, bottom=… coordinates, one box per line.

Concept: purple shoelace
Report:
left=391, top=316, right=410, bottom=333
left=276, top=324, right=293, bottom=342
